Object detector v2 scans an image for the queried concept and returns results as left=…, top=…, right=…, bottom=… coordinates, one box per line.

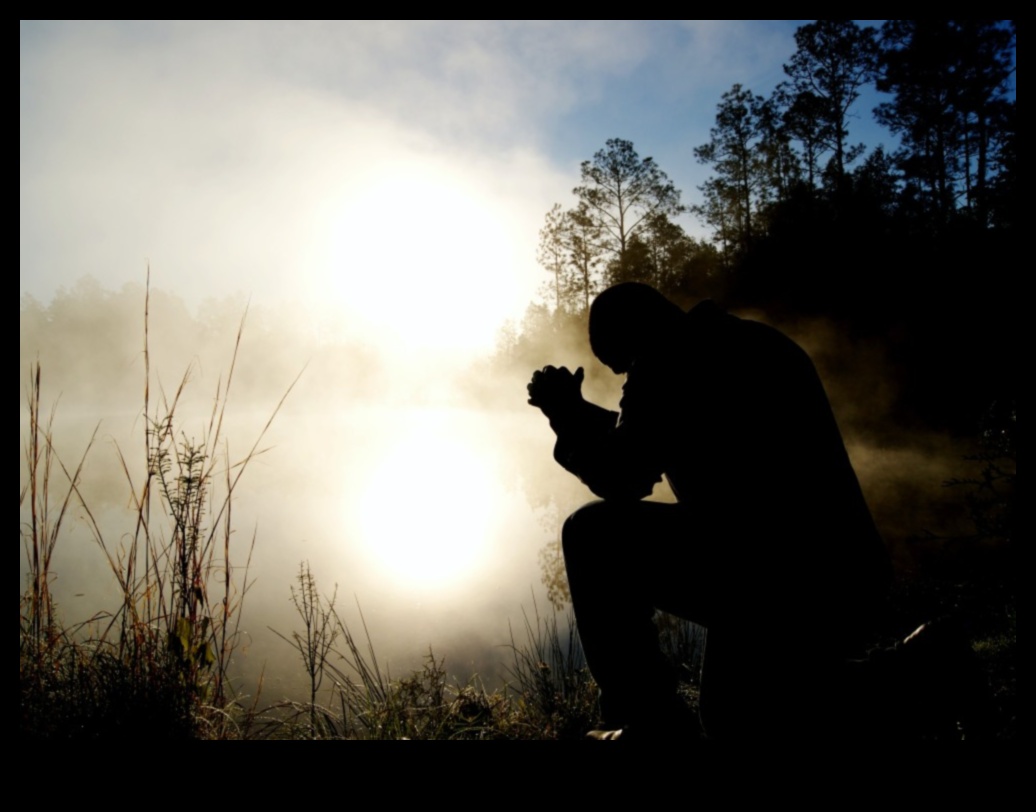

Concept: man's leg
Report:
left=562, top=499, right=710, bottom=731
left=563, top=499, right=820, bottom=740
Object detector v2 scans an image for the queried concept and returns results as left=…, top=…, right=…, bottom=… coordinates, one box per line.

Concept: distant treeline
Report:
left=521, top=20, right=1017, bottom=434
left=19, top=278, right=387, bottom=413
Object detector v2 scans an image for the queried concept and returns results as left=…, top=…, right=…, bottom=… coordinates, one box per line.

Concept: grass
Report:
left=258, top=570, right=705, bottom=740
left=17, top=282, right=616, bottom=740
left=19, top=282, right=1013, bottom=740
left=259, top=566, right=605, bottom=740
left=19, top=279, right=296, bottom=738
left=22, top=343, right=1012, bottom=740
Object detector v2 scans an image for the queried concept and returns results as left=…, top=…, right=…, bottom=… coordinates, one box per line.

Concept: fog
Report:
left=19, top=284, right=555, bottom=697
left=19, top=282, right=980, bottom=702
left=20, top=21, right=989, bottom=705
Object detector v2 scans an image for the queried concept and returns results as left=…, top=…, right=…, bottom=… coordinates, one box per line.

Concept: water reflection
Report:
left=356, top=409, right=497, bottom=589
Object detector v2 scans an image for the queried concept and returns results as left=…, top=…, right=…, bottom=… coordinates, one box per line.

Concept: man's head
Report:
left=589, top=283, right=685, bottom=374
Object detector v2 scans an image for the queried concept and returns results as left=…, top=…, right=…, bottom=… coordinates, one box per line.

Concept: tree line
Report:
left=530, top=20, right=1017, bottom=432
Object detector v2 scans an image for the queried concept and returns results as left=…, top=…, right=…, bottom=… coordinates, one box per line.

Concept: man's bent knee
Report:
left=562, top=500, right=640, bottom=560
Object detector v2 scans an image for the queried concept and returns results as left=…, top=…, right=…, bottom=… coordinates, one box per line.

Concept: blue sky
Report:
left=20, top=20, right=893, bottom=355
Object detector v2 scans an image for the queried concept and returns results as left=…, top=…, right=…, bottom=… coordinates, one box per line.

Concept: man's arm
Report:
left=528, top=366, right=662, bottom=501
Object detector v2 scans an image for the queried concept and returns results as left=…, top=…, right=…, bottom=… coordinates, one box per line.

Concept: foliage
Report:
left=538, top=538, right=570, bottom=610
left=537, top=139, right=721, bottom=313
left=574, top=138, right=685, bottom=263
left=782, top=19, right=879, bottom=177
left=875, top=20, right=1016, bottom=227
left=537, top=203, right=570, bottom=312
left=693, top=84, right=769, bottom=254
left=19, top=281, right=296, bottom=738
left=537, top=201, right=605, bottom=313
left=778, top=84, right=828, bottom=189
left=502, top=602, right=601, bottom=739
left=268, top=562, right=340, bottom=735
left=263, top=571, right=608, bottom=740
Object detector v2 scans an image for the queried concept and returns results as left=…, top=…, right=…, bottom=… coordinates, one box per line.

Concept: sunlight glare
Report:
left=324, top=161, right=522, bottom=355
left=356, top=413, right=496, bottom=589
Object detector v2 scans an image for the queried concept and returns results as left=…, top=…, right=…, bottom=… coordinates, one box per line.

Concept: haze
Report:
left=20, top=21, right=978, bottom=699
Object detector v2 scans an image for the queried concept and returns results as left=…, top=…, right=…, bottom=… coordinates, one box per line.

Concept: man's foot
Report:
left=584, top=699, right=702, bottom=742
left=585, top=727, right=626, bottom=741
left=584, top=720, right=703, bottom=742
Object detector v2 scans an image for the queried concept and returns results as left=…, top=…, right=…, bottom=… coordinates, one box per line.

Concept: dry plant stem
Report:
left=269, top=562, right=340, bottom=737
left=21, top=363, right=100, bottom=659
left=20, top=271, right=297, bottom=738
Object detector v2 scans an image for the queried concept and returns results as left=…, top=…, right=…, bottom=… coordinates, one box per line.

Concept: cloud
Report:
left=19, top=21, right=808, bottom=329
left=20, top=22, right=595, bottom=331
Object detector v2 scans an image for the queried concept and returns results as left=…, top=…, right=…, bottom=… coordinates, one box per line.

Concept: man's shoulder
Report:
left=683, top=300, right=759, bottom=347
left=685, top=298, right=726, bottom=323
left=689, top=299, right=792, bottom=337
left=683, top=300, right=812, bottom=369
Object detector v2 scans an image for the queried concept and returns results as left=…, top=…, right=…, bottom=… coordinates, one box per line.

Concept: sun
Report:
left=322, top=160, right=523, bottom=356
left=355, top=412, right=497, bottom=590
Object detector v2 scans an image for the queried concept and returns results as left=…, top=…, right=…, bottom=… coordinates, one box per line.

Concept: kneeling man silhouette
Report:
left=528, top=283, right=891, bottom=741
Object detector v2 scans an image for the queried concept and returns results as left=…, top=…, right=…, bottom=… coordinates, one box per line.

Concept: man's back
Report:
left=647, top=306, right=874, bottom=520
left=633, top=302, right=886, bottom=622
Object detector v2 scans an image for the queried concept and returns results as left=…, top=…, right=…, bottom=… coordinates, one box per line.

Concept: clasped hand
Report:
left=527, top=365, right=584, bottom=419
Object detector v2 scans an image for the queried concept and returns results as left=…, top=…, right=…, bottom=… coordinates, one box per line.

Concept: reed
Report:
left=19, top=277, right=296, bottom=738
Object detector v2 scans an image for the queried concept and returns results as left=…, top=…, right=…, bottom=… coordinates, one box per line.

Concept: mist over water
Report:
left=19, top=283, right=979, bottom=702
left=19, top=284, right=573, bottom=698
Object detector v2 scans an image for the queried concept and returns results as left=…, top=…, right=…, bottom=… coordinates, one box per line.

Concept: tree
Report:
left=875, top=21, right=962, bottom=224
left=573, top=138, right=685, bottom=262
left=537, top=204, right=569, bottom=312
left=851, top=144, right=900, bottom=220
left=540, top=139, right=690, bottom=312
left=639, top=212, right=700, bottom=296
left=611, top=212, right=700, bottom=293
left=783, top=20, right=879, bottom=179
left=954, top=20, right=1016, bottom=223
left=693, top=176, right=739, bottom=260
left=565, top=202, right=605, bottom=312
left=755, top=93, right=801, bottom=206
left=693, top=84, right=768, bottom=254
left=778, top=86, right=827, bottom=190
left=536, top=202, right=604, bottom=314
left=875, top=20, right=1015, bottom=227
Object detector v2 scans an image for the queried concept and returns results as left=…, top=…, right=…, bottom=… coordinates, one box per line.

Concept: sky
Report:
left=20, top=20, right=893, bottom=359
